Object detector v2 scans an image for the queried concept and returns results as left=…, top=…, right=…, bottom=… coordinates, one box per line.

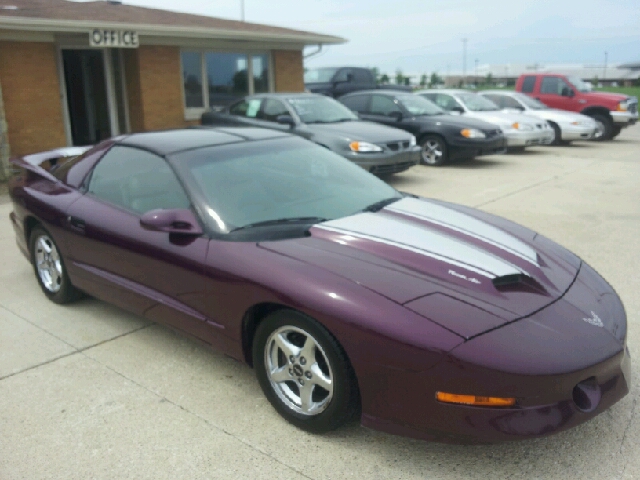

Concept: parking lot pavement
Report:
left=1, top=125, right=639, bottom=479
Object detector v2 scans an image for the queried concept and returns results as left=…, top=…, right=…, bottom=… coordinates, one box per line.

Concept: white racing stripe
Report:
left=386, top=197, right=539, bottom=266
left=316, top=209, right=528, bottom=279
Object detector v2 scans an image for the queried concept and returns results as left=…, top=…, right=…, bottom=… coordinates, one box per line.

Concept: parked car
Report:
left=304, top=66, right=412, bottom=98
left=339, top=90, right=506, bottom=166
left=201, top=93, right=419, bottom=175
left=515, top=73, right=638, bottom=140
left=479, top=90, right=598, bottom=144
left=417, top=89, right=555, bottom=150
left=9, top=128, right=630, bottom=443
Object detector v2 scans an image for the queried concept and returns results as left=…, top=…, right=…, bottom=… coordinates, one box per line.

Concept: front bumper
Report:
left=505, top=128, right=555, bottom=147
left=611, top=110, right=638, bottom=126
left=560, top=123, right=598, bottom=141
left=343, top=146, right=420, bottom=175
left=360, top=262, right=630, bottom=444
left=448, top=134, right=507, bottom=160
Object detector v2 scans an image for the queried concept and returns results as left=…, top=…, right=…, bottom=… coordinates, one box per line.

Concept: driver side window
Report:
left=370, top=95, right=401, bottom=116
left=88, top=146, right=190, bottom=215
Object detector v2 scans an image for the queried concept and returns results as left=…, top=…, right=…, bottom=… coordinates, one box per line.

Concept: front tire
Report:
left=253, top=310, right=359, bottom=433
left=29, top=225, right=81, bottom=304
left=591, top=114, right=614, bottom=141
left=549, top=122, right=562, bottom=145
left=419, top=135, right=448, bottom=166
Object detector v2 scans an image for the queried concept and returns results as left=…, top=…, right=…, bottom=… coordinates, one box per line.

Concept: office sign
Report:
left=89, top=29, right=139, bottom=48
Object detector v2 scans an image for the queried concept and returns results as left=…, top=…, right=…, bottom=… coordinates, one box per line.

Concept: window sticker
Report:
left=246, top=99, right=261, bottom=118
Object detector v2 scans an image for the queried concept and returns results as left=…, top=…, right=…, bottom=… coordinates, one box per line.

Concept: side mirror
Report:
left=389, top=111, right=403, bottom=122
left=276, top=114, right=296, bottom=128
left=346, top=73, right=354, bottom=83
left=561, top=87, right=574, bottom=97
left=140, top=209, right=203, bottom=235
left=451, top=106, right=464, bottom=114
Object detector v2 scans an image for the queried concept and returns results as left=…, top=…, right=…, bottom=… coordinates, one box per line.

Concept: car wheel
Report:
left=253, top=309, right=359, bottom=433
left=591, top=114, right=614, bottom=141
left=549, top=122, right=562, bottom=145
left=419, top=135, right=448, bottom=166
left=30, top=225, right=81, bottom=304
left=611, top=126, right=622, bottom=139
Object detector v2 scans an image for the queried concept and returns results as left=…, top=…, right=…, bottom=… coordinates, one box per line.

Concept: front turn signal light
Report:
left=436, top=391, right=516, bottom=407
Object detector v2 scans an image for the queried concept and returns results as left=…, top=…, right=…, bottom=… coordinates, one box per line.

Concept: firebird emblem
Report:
left=583, top=311, right=604, bottom=328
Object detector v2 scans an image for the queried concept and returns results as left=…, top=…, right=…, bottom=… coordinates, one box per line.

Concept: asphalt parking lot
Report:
left=1, top=125, right=639, bottom=480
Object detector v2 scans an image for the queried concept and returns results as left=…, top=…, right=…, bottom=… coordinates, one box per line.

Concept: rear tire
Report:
left=29, top=225, right=81, bottom=304
left=253, top=309, right=359, bottom=433
left=590, top=114, right=614, bottom=141
left=419, top=135, right=448, bottom=166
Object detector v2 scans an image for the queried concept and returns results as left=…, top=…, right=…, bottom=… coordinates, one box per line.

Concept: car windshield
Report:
left=458, top=93, right=500, bottom=111
left=304, top=68, right=339, bottom=83
left=516, top=93, right=549, bottom=110
left=173, top=137, right=401, bottom=234
left=287, top=96, right=359, bottom=124
left=567, top=76, right=592, bottom=93
left=396, top=94, right=444, bottom=116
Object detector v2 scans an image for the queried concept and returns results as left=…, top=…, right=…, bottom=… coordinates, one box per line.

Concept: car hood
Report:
left=580, top=91, right=629, bottom=104
left=306, top=120, right=413, bottom=142
left=260, top=197, right=581, bottom=338
left=409, top=114, right=499, bottom=131
left=508, top=108, right=596, bottom=125
left=466, top=111, right=539, bottom=128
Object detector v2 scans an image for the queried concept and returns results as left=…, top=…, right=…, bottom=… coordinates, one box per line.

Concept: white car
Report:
left=417, top=89, right=554, bottom=150
left=479, top=91, right=598, bottom=144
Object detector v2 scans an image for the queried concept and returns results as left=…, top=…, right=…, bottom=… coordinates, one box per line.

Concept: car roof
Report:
left=480, top=90, right=518, bottom=96
left=416, top=89, right=469, bottom=95
left=117, top=128, right=291, bottom=156
left=340, top=89, right=409, bottom=97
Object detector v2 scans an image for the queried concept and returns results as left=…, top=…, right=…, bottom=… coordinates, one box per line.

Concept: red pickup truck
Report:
left=515, top=74, right=638, bottom=140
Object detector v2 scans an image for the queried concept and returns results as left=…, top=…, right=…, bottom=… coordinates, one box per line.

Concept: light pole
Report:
left=603, top=51, right=608, bottom=82
left=240, top=0, right=245, bottom=21
left=462, top=38, right=467, bottom=86
left=475, top=58, right=478, bottom=86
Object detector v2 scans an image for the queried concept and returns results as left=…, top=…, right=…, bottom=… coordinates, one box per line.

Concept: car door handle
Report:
left=67, top=216, right=86, bottom=232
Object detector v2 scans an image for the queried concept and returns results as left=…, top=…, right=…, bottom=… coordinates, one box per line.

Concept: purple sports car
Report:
left=8, top=128, right=630, bottom=443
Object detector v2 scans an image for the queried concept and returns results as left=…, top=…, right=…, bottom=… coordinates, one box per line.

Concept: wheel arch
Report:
left=581, top=106, right=611, bottom=120
left=24, top=215, right=41, bottom=255
left=241, top=302, right=290, bottom=367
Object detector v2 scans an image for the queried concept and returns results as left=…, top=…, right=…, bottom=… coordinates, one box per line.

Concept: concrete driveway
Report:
left=1, top=126, right=639, bottom=479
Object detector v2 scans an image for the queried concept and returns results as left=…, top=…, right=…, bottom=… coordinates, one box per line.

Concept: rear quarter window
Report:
left=521, top=76, right=536, bottom=93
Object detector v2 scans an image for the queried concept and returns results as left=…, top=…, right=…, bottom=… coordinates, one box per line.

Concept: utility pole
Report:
left=240, top=0, right=245, bottom=21
left=603, top=51, right=608, bottom=82
left=475, top=58, right=478, bottom=86
left=462, top=38, right=467, bottom=86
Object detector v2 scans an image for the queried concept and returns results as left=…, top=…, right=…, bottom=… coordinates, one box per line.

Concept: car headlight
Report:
left=511, top=122, right=533, bottom=131
left=349, top=141, right=383, bottom=153
left=460, top=128, right=486, bottom=139
left=409, top=135, right=417, bottom=147
left=616, top=101, right=628, bottom=112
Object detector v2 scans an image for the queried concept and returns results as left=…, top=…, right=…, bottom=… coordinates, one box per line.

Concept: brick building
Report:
left=0, top=0, right=343, bottom=161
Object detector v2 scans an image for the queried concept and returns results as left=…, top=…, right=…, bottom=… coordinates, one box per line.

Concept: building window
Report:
left=181, top=50, right=272, bottom=118
left=182, top=51, right=204, bottom=108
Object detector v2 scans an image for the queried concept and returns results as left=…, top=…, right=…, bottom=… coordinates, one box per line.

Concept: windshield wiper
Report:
left=231, top=216, right=328, bottom=232
left=362, top=197, right=401, bottom=213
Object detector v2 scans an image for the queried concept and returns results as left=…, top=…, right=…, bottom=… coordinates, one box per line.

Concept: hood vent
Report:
left=493, top=273, right=547, bottom=294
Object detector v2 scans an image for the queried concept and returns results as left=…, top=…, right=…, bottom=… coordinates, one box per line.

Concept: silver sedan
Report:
left=417, top=89, right=554, bottom=150
left=480, top=90, right=598, bottom=144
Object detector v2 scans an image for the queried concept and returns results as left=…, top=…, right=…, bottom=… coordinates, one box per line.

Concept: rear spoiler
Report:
left=20, top=146, right=91, bottom=169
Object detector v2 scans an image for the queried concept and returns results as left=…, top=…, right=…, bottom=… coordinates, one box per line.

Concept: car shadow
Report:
left=442, top=158, right=509, bottom=169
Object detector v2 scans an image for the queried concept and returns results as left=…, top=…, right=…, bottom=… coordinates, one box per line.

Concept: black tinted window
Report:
left=352, top=69, right=372, bottom=83
left=521, top=76, right=536, bottom=93
left=370, top=95, right=402, bottom=116
left=340, top=95, right=369, bottom=113
left=333, top=69, right=349, bottom=82
left=88, top=146, right=190, bottom=215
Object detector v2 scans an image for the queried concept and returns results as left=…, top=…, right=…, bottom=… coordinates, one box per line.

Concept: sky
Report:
left=75, top=0, right=640, bottom=75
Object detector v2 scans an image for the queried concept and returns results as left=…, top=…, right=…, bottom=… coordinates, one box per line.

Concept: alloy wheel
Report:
left=422, top=139, right=443, bottom=165
left=34, top=234, right=63, bottom=293
left=264, top=325, right=334, bottom=416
